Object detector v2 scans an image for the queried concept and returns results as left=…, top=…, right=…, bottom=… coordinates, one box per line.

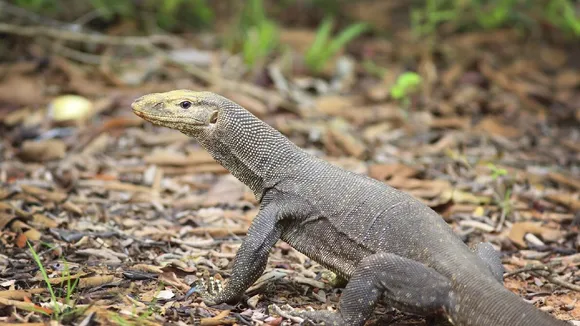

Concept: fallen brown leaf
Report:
left=23, top=228, right=41, bottom=242
left=130, top=264, right=164, bottom=274
left=475, top=117, right=522, bottom=138
left=324, top=118, right=367, bottom=159
left=186, top=226, right=248, bottom=237
left=200, top=309, right=235, bottom=326
left=508, top=222, right=563, bottom=248
left=0, top=288, right=45, bottom=300
left=0, top=73, right=44, bottom=106
left=20, top=185, right=68, bottom=203
left=76, top=180, right=152, bottom=193
left=75, top=248, right=128, bottom=264
left=0, top=205, right=22, bottom=230
left=19, top=140, right=67, bottom=162
left=544, top=192, right=580, bottom=211
left=204, top=175, right=246, bottom=206
left=0, top=296, right=52, bottom=315
left=158, top=271, right=190, bottom=292
left=548, top=172, right=580, bottom=190
left=77, top=275, right=116, bottom=289
left=315, top=95, right=359, bottom=116
left=37, top=272, right=90, bottom=285
left=368, top=163, right=418, bottom=181
left=555, top=70, right=580, bottom=88
left=61, top=201, right=83, bottom=215
left=144, top=149, right=215, bottom=166
left=223, top=92, right=268, bottom=117
left=32, top=213, right=58, bottom=228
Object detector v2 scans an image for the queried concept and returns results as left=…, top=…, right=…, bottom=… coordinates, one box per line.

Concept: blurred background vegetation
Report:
left=9, top=0, right=580, bottom=35
left=3, top=0, right=579, bottom=72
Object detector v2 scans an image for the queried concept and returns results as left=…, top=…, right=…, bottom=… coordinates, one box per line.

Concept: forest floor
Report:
left=0, top=8, right=579, bottom=326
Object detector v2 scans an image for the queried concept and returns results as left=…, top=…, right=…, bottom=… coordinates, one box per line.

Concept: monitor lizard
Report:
left=131, top=90, right=570, bottom=326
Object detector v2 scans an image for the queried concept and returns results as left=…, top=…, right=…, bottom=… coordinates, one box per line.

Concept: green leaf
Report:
left=390, top=86, right=404, bottom=100
left=391, top=72, right=422, bottom=100
left=242, top=20, right=279, bottom=66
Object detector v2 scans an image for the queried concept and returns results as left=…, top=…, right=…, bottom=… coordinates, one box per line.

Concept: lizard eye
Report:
left=179, top=101, right=192, bottom=109
left=209, top=111, right=218, bottom=124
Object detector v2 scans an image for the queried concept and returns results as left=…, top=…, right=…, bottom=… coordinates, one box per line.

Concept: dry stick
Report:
left=505, top=265, right=580, bottom=292
left=36, top=38, right=103, bottom=65
left=532, top=271, right=580, bottom=292
left=503, top=265, right=551, bottom=277
left=51, top=42, right=104, bottom=65
left=0, top=22, right=168, bottom=47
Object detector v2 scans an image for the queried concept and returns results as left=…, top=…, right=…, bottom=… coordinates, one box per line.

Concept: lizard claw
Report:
left=184, top=276, right=223, bottom=305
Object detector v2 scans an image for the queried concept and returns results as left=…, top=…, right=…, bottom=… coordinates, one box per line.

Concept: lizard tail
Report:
left=449, top=277, right=569, bottom=326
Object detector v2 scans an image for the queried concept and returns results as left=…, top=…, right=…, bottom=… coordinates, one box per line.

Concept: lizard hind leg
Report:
left=294, top=252, right=453, bottom=326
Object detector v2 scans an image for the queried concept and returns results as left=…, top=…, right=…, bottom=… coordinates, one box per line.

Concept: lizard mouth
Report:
left=131, top=106, right=207, bottom=127
left=132, top=109, right=145, bottom=118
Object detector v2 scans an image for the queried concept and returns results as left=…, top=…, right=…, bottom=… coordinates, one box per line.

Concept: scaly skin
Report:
left=132, top=90, right=569, bottom=326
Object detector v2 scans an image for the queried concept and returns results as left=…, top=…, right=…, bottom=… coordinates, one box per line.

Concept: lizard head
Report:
left=131, top=90, right=220, bottom=135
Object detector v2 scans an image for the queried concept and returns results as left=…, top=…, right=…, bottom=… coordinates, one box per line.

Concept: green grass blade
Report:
left=28, top=241, right=60, bottom=316
left=306, top=17, right=334, bottom=69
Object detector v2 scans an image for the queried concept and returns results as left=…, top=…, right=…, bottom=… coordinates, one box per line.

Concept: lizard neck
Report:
left=189, top=103, right=301, bottom=201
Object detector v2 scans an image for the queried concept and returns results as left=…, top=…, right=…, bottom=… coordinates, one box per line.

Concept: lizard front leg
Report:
left=188, top=202, right=283, bottom=305
left=294, top=252, right=453, bottom=326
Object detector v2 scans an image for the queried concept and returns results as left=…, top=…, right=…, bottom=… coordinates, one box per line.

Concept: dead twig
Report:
left=504, top=265, right=551, bottom=277
left=0, top=22, right=174, bottom=48
left=532, top=271, right=580, bottom=292
left=505, top=265, right=580, bottom=292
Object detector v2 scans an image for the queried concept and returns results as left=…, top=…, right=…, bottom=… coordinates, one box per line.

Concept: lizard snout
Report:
left=131, top=96, right=145, bottom=110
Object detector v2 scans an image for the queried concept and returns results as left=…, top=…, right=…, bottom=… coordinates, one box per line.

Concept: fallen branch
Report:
left=503, top=265, right=551, bottom=277
left=0, top=22, right=173, bottom=48
left=533, top=272, right=580, bottom=292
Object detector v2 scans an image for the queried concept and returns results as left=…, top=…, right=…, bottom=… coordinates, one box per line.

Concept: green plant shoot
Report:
left=390, top=72, right=423, bottom=102
left=305, top=17, right=368, bottom=73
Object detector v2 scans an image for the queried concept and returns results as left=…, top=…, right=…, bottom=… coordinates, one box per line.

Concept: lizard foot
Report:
left=294, top=310, right=343, bottom=326
left=270, top=304, right=343, bottom=326
left=185, top=276, right=224, bottom=306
